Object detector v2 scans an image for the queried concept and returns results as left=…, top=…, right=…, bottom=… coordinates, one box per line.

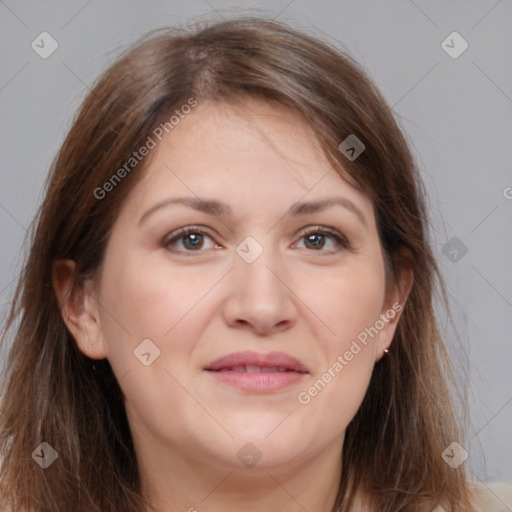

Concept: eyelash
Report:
left=162, top=225, right=351, bottom=255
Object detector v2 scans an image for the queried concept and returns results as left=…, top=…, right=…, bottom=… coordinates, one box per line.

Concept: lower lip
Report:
left=205, top=370, right=306, bottom=392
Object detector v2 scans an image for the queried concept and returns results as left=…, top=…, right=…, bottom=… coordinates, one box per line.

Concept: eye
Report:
left=293, top=226, right=350, bottom=252
left=162, top=225, right=351, bottom=255
left=163, top=226, right=220, bottom=253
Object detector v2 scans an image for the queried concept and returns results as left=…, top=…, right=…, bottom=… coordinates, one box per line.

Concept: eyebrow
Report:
left=138, top=196, right=367, bottom=227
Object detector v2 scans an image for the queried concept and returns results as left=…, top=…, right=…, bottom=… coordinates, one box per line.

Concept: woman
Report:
left=0, top=16, right=506, bottom=511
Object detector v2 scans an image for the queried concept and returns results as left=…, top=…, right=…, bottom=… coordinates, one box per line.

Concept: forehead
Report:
left=161, top=99, right=329, bottom=178
left=119, top=99, right=374, bottom=223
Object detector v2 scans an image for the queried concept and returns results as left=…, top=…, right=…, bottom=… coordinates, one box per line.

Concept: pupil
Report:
left=185, top=233, right=202, bottom=249
left=307, top=234, right=324, bottom=249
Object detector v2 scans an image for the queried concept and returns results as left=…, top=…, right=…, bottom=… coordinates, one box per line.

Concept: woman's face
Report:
left=80, top=99, right=404, bottom=473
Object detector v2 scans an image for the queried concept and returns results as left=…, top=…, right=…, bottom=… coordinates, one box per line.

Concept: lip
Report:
left=204, top=351, right=309, bottom=393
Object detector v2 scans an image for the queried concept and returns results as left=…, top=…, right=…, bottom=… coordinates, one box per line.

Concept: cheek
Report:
left=99, top=247, right=217, bottom=341
left=297, top=300, right=378, bottom=439
left=95, top=245, right=219, bottom=395
left=303, top=354, right=374, bottom=439
left=304, top=256, right=386, bottom=349
left=294, top=257, right=384, bottom=425
left=96, top=252, right=217, bottom=443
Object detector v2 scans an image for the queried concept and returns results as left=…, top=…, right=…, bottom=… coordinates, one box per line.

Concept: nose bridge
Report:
left=234, top=233, right=285, bottom=296
left=222, top=233, right=297, bottom=333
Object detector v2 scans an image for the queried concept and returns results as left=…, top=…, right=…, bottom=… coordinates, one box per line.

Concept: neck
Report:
left=139, top=437, right=344, bottom=512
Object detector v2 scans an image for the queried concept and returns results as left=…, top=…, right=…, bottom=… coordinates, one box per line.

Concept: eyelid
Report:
left=162, top=225, right=219, bottom=250
left=293, top=225, right=351, bottom=251
left=162, top=225, right=351, bottom=253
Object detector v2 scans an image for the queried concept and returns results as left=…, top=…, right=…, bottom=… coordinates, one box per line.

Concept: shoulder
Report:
left=433, top=482, right=512, bottom=512
left=469, top=481, right=512, bottom=512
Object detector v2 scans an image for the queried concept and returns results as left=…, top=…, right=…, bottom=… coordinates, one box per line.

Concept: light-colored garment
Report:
left=471, top=482, right=512, bottom=511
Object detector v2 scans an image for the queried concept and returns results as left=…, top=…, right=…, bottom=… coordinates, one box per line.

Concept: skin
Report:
left=53, top=99, right=413, bottom=512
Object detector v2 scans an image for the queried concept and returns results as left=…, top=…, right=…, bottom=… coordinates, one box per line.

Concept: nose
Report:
left=221, top=239, right=298, bottom=336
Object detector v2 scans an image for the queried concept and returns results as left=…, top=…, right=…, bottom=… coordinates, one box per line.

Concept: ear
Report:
left=377, top=248, right=414, bottom=358
left=52, top=259, right=108, bottom=360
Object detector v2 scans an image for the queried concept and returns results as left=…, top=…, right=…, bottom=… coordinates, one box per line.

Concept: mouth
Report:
left=213, top=365, right=299, bottom=373
left=204, top=351, right=308, bottom=392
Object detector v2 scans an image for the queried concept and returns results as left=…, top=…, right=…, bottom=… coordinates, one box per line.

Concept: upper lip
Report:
left=205, top=351, right=309, bottom=373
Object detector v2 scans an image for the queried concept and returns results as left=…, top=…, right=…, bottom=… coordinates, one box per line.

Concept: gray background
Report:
left=1, top=0, right=511, bottom=486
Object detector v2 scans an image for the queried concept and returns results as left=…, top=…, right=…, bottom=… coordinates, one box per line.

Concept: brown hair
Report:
left=0, top=16, right=474, bottom=511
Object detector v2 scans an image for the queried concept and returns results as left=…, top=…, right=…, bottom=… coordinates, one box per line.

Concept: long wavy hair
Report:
left=0, top=16, right=474, bottom=511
